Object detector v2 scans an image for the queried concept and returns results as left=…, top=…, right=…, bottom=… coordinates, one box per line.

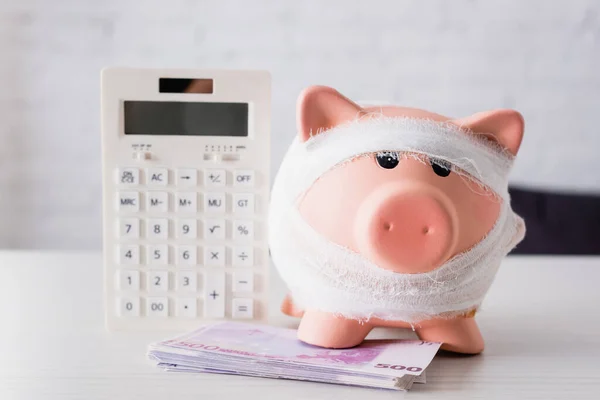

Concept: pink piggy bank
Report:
left=269, top=86, right=525, bottom=354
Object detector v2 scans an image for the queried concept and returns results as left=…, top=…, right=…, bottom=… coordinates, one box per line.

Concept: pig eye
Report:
left=430, top=159, right=452, bottom=177
left=375, top=152, right=400, bottom=169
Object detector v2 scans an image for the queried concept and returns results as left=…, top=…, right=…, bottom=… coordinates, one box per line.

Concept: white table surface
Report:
left=0, top=251, right=599, bottom=399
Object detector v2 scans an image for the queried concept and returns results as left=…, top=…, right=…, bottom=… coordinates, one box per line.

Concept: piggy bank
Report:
left=268, top=86, right=525, bottom=354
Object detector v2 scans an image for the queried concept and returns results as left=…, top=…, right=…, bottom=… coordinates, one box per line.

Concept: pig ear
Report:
left=453, top=109, right=524, bottom=156
left=297, top=86, right=363, bottom=142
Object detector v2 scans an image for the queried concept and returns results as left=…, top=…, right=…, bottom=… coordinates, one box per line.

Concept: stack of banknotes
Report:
left=147, top=322, right=441, bottom=391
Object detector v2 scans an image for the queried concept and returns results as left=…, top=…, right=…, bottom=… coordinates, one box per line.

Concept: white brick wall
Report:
left=1, top=0, right=599, bottom=249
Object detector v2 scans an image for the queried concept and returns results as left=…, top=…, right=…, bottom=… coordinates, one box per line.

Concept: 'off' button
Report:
left=233, top=170, right=254, bottom=187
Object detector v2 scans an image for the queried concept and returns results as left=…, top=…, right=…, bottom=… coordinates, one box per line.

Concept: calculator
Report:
left=101, top=68, right=271, bottom=330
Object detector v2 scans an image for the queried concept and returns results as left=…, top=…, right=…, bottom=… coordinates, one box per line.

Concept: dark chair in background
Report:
left=509, top=186, right=600, bottom=255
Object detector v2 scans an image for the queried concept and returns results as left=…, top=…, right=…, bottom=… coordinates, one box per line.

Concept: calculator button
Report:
left=118, top=297, right=140, bottom=317
left=232, top=298, right=253, bottom=319
left=118, top=218, right=140, bottom=239
left=146, top=297, right=169, bottom=317
left=232, top=271, right=254, bottom=293
left=177, top=245, right=197, bottom=266
left=176, top=219, right=197, bottom=239
left=233, top=246, right=253, bottom=267
left=147, top=192, right=169, bottom=213
left=233, top=170, right=254, bottom=187
left=118, top=270, right=140, bottom=291
left=147, top=271, right=169, bottom=292
left=205, top=169, right=226, bottom=186
left=176, top=298, right=198, bottom=318
left=205, top=246, right=225, bottom=266
left=233, top=220, right=254, bottom=241
left=204, top=193, right=226, bottom=213
left=233, top=193, right=254, bottom=214
left=177, top=169, right=197, bottom=187
left=204, top=219, right=225, bottom=240
left=117, top=168, right=139, bottom=185
left=204, top=271, right=225, bottom=318
left=175, top=192, right=197, bottom=213
left=147, top=244, right=168, bottom=265
left=118, top=245, right=140, bottom=265
left=176, top=271, right=198, bottom=292
left=147, top=168, right=169, bottom=186
left=117, top=192, right=140, bottom=212
left=147, top=219, right=168, bottom=239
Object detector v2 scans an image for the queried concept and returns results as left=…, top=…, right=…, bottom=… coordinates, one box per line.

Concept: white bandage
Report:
left=269, top=117, right=525, bottom=323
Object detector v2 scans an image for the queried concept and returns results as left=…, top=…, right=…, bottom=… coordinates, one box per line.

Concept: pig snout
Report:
left=354, top=182, right=459, bottom=273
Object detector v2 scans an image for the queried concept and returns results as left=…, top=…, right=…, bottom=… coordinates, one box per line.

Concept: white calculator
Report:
left=101, top=68, right=270, bottom=330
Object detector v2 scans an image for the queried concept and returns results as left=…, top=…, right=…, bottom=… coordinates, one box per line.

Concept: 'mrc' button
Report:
left=117, top=192, right=140, bottom=212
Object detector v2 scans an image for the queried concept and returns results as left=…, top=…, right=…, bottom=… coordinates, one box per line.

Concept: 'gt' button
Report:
left=232, top=193, right=254, bottom=214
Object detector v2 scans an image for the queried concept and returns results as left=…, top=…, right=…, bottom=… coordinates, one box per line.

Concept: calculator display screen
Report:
left=124, top=101, right=248, bottom=137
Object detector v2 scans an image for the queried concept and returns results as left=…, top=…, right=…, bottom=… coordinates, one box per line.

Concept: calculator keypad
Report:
left=205, top=169, right=226, bottom=186
left=233, top=246, right=254, bottom=267
left=232, top=298, right=254, bottom=319
left=118, top=270, right=140, bottom=290
left=118, top=245, right=140, bottom=265
left=233, top=220, right=254, bottom=241
left=118, top=218, right=140, bottom=239
left=175, top=192, right=198, bottom=213
left=176, top=271, right=197, bottom=292
left=176, top=169, right=198, bottom=187
left=177, top=245, right=197, bottom=266
left=233, top=170, right=254, bottom=186
left=147, top=271, right=169, bottom=292
left=147, top=168, right=169, bottom=186
left=113, top=167, right=261, bottom=321
left=205, top=219, right=226, bottom=240
left=232, top=193, right=255, bottom=214
left=176, top=219, right=197, bottom=239
left=147, top=192, right=169, bottom=213
left=118, top=192, right=140, bottom=212
left=176, top=298, right=198, bottom=317
left=147, top=297, right=169, bottom=316
left=204, top=271, right=226, bottom=318
left=147, top=244, right=168, bottom=265
left=118, top=297, right=141, bottom=317
left=205, top=246, right=226, bottom=266
left=118, top=168, right=140, bottom=185
left=204, top=193, right=226, bottom=213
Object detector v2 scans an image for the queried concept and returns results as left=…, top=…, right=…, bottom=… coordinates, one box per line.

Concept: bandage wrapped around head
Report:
left=269, top=88, right=525, bottom=323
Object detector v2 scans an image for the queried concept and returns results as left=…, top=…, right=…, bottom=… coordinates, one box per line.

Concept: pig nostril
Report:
left=422, top=226, right=430, bottom=235
left=383, top=222, right=393, bottom=231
